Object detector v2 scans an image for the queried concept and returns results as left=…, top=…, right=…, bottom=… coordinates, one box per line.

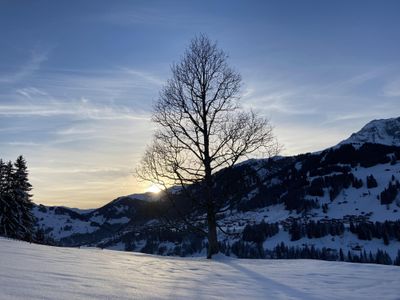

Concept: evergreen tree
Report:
left=13, top=155, right=35, bottom=240
left=339, top=248, right=344, bottom=261
left=380, top=181, right=399, bottom=205
left=0, top=156, right=35, bottom=241
left=394, top=250, right=400, bottom=266
left=383, top=232, right=390, bottom=245
left=289, top=221, right=303, bottom=241
left=366, top=175, right=378, bottom=188
left=0, top=159, right=7, bottom=233
left=0, top=161, right=19, bottom=237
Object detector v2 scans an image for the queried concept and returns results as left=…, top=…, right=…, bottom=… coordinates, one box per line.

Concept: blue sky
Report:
left=1, top=0, right=399, bottom=208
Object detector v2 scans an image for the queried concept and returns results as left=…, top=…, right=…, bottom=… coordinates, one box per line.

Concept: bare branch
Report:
left=136, top=34, right=280, bottom=258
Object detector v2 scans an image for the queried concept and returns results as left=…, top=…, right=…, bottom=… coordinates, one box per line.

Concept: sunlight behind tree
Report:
left=146, top=183, right=163, bottom=194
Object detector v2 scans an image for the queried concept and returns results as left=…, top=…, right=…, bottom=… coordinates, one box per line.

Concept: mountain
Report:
left=32, top=117, right=400, bottom=265
left=339, top=117, right=400, bottom=147
left=34, top=194, right=161, bottom=245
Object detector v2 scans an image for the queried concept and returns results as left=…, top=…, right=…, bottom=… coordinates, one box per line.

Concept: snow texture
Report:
left=0, top=238, right=399, bottom=300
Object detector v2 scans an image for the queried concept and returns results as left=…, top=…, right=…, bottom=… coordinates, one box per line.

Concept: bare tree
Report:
left=137, top=34, right=279, bottom=258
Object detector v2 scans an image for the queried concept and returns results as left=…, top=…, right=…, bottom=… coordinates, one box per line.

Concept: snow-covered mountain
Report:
left=34, top=194, right=160, bottom=245
left=33, top=117, right=400, bottom=264
left=339, top=117, right=400, bottom=147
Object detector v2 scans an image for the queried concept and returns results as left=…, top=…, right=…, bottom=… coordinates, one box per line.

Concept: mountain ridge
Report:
left=32, top=117, right=400, bottom=264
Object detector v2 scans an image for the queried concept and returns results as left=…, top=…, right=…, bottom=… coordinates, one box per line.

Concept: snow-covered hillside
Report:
left=0, top=238, right=399, bottom=300
left=31, top=117, right=400, bottom=263
left=33, top=195, right=146, bottom=241
left=340, top=117, right=400, bottom=147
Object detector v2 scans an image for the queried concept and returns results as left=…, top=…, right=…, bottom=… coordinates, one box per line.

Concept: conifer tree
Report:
left=0, top=159, right=7, bottom=233
left=0, top=161, right=19, bottom=237
left=13, top=155, right=35, bottom=240
left=366, top=175, right=378, bottom=188
left=0, top=156, right=35, bottom=240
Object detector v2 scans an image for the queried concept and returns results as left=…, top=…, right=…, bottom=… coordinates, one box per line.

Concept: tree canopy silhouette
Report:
left=137, top=34, right=279, bottom=258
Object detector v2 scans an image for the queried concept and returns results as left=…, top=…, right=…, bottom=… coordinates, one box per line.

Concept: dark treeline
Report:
left=273, top=243, right=396, bottom=265
left=289, top=220, right=345, bottom=241
left=99, top=219, right=400, bottom=266
left=242, top=221, right=279, bottom=243
left=0, top=156, right=35, bottom=241
left=349, top=220, right=400, bottom=244
left=230, top=242, right=397, bottom=266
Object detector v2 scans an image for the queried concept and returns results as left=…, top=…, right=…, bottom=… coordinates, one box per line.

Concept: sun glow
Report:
left=146, top=183, right=163, bottom=194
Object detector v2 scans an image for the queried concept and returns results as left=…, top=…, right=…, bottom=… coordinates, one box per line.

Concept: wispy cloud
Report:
left=121, top=68, right=164, bottom=86
left=239, top=66, right=400, bottom=157
left=16, top=87, right=48, bottom=98
left=0, top=99, right=150, bottom=120
left=3, top=66, right=163, bottom=120
left=2, top=42, right=399, bottom=207
left=56, top=127, right=95, bottom=136
left=0, top=100, right=151, bottom=120
left=0, top=58, right=165, bottom=207
left=0, top=49, right=49, bottom=84
left=242, top=67, right=398, bottom=120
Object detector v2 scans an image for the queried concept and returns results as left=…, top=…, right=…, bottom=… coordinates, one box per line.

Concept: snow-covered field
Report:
left=0, top=238, right=399, bottom=300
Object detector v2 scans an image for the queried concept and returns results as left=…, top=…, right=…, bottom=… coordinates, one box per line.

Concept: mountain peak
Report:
left=339, top=117, right=400, bottom=147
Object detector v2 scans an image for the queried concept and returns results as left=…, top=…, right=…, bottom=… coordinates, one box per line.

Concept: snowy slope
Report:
left=0, top=238, right=399, bottom=300
left=339, top=117, right=400, bottom=146
left=34, top=206, right=99, bottom=239
left=33, top=153, right=400, bottom=259
left=33, top=195, right=145, bottom=241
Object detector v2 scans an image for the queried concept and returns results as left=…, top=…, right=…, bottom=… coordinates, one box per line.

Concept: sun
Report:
left=146, top=183, right=163, bottom=194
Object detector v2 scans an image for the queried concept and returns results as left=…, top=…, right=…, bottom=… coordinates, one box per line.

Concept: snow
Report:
left=263, top=230, right=400, bottom=259
left=305, top=162, right=400, bottom=222
left=339, top=117, right=400, bottom=147
left=218, top=158, right=400, bottom=259
left=1, top=238, right=399, bottom=300
left=33, top=206, right=99, bottom=239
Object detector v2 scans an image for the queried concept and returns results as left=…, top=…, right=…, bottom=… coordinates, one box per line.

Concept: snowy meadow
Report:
left=0, top=238, right=399, bottom=300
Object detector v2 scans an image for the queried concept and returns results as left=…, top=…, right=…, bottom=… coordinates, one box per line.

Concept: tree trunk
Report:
left=204, top=159, right=219, bottom=258
left=206, top=203, right=219, bottom=259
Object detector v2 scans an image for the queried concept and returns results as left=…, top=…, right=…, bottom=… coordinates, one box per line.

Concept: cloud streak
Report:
left=0, top=49, right=49, bottom=84
left=0, top=101, right=151, bottom=120
left=0, top=59, right=162, bottom=207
